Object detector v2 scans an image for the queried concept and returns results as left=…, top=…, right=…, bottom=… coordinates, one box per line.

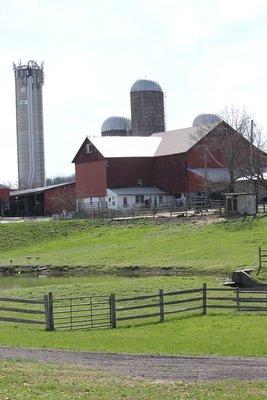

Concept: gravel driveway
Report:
left=0, top=346, right=266, bottom=381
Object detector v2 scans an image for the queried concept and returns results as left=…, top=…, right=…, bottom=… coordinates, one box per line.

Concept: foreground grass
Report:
left=0, top=314, right=266, bottom=357
left=0, top=360, right=266, bottom=400
left=0, top=216, right=267, bottom=274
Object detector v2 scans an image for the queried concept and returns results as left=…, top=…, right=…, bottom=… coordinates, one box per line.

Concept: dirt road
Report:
left=0, top=346, right=266, bottom=381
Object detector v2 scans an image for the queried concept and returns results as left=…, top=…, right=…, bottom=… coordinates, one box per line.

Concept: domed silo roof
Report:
left=193, top=113, right=222, bottom=128
left=101, top=116, right=131, bottom=136
left=130, top=79, right=163, bottom=93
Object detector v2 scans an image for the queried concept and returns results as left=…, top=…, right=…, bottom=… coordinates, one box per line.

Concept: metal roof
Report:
left=152, top=126, right=205, bottom=156
left=89, top=136, right=162, bottom=157
left=189, top=168, right=230, bottom=182
left=108, top=187, right=167, bottom=195
left=101, top=116, right=131, bottom=133
left=237, top=172, right=267, bottom=181
left=0, top=184, right=9, bottom=189
left=10, top=181, right=75, bottom=197
left=76, top=121, right=225, bottom=161
left=89, top=126, right=210, bottom=158
left=130, top=79, right=162, bottom=93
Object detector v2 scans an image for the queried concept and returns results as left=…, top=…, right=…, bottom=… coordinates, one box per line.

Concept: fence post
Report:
left=110, top=294, right=116, bottom=328
left=236, top=287, right=240, bottom=312
left=257, top=247, right=262, bottom=275
left=159, top=289, right=164, bottom=322
left=44, top=294, right=51, bottom=331
left=202, top=283, right=207, bottom=315
left=48, top=292, right=54, bottom=330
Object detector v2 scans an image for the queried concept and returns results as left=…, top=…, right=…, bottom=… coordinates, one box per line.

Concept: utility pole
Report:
left=250, top=120, right=254, bottom=194
left=204, top=147, right=208, bottom=208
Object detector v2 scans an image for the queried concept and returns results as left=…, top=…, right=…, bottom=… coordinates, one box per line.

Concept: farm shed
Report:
left=9, top=182, right=76, bottom=217
left=225, top=193, right=256, bottom=215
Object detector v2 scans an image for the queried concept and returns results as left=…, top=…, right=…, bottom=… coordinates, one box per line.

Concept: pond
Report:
left=0, top=275, right=98, bottom=291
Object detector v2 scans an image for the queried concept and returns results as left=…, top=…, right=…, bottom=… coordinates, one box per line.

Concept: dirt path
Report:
left=0, top=346, right=266, bottom=381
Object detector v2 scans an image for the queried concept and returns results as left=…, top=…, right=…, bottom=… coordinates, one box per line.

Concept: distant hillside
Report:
left=0, top=217, right=266, bottom=275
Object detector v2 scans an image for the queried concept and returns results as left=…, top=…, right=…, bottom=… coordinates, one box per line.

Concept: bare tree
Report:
left=194, top=107, right=267, bottom=192
left=48, top=187, right=76, bottom=214
left=220, top=107, right=267, bottom=190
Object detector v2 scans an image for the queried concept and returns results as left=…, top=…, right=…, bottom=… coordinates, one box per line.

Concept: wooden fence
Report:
left=1, top=285, right=266, bottom=331
left=0, top=294, right=49, bottom=329
left=257, top=246, right=267, bottom=275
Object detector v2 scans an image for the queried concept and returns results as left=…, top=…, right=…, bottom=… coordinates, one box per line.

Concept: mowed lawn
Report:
left=0, top=274, right=265, bottom=358
left=0, top=361, right=266, bottom=400
left=0, top=314, right=266, bottom=357
left=0, top=216, right=267, bottom=274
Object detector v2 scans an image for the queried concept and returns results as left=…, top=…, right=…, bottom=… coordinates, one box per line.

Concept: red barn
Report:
left=9, top=182, right=76, bottom=217
left=73, top=121, right=267, bottom=210
left=0, top=184, right=10, bottom=216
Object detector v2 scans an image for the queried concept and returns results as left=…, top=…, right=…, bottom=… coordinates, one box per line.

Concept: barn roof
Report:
left=108, top=187, right=167, bottom=195
left=10, top=181, right=75, bottom=197
left=188, top=168, right=230, bottom=182
left=0, top=184, right=9, bottom=189
left=89, top=136, right=162, bottom=158
left=87, top=124, right=214, bottom=158
left=152, top=126, right=207, bottom=156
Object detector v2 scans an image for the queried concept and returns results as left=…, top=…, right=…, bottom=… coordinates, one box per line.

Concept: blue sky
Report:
left=1, top=0, right=267, bottom=184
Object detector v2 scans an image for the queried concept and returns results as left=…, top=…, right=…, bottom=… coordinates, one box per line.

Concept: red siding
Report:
left=44, top=183, right=76, bottom=214
left=0, top=188, right=10, bottom=200
left=73, top=137, right=104, bottom=164
left=187, top=170, right=205, bottom=192
left=106, top=158, right=153, bottom=188
left=153, top=154, right=187, bottom=193
left=76, top=160, right=107, bottom=197
left=187, top=123, right=252, bottom=169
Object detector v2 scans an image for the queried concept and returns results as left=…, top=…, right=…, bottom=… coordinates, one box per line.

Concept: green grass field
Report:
left=0, top=216, right=267, bottom=275
left=0, top=274, right=266, bottom=358
left=0, top=314, right=266, bottom=357
left=1, top=360, right=266, bottom=400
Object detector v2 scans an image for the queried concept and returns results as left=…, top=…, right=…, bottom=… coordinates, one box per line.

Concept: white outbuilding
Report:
left=225, top=193, right=256, bottom=215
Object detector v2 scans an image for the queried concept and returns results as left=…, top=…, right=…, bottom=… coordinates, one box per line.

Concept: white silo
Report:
left=101, top=116, right=131, bottom=136
left=13, top=60, right=45, bottom=189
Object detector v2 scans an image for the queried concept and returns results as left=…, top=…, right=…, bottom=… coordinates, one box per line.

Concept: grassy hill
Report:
left=0, top=216, right=266, bottom=275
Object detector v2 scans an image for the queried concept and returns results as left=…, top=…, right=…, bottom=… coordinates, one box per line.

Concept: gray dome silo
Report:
left=130, top=79, right=165, bottom=136
left=101, top=116, right=131, bottom=136
left=13, top=60, right=45, bottom=189
left=193, top=113, right=221, bottom=128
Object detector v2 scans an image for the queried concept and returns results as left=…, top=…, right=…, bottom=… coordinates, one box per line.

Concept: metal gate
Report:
left=53, top=295, right=111, bottom=331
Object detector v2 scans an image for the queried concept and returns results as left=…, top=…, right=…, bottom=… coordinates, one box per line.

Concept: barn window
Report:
left=86, top=143, right=93, bottom=153
left=123, top=197, right=128, bottom=207
left=159, top=195, right=163, bottom=203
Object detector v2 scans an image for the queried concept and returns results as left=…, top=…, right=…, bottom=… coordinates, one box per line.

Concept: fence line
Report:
left=0, top=295, right=47, bottom=327
left=0, top=285, right=266, bottom=331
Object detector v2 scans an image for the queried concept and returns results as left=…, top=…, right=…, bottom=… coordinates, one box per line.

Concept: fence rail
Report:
left=0, top=285, right=266, bottom=331
left=0, top=295, right=46, bottom=327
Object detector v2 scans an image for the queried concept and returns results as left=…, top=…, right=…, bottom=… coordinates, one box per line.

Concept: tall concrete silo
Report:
left=130, top=79, right=165, bottom=136
left=101, top=116, right=131, bottom=136
left=13, top=60, right=45, bottom=189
